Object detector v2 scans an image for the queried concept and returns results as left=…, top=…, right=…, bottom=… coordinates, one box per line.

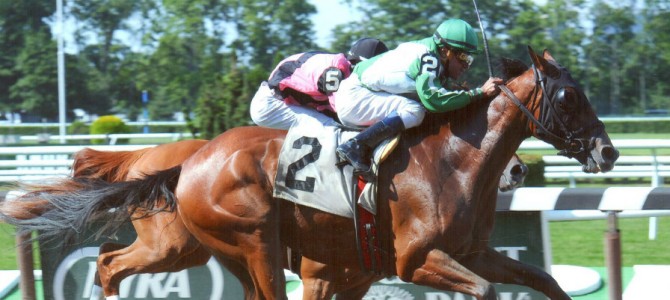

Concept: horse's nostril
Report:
left=601, top=146, right=619, bottom=162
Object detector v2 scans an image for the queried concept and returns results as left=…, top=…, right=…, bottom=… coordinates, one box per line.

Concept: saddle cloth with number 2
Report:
left=273, top=116, right=393, bottom=218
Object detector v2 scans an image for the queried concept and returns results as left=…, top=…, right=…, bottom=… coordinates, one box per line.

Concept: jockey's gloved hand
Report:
left=480, top=77, right=503, bottom=100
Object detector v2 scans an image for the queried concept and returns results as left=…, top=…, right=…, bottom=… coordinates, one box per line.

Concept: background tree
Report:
left=9, top=31, right=59, bottom=119
left=585, top=1, right=636, bottom=115
left=0, top=1, right=56, bottom=118
left=1, top=0, right=669, bottom=127
left=228, top=0, right=318, bottom=69
left=132, top=0, right=230, bottom=120
left=643, top=3, right=670, bottom=112
left=68, top=0, right=146, bottom=117
left=194, top=53, right=252, bottom=138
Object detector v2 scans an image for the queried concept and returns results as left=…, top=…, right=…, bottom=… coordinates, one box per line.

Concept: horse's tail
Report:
left=72, top=147, right=149, bottom=182
left=0, top=165, right=182, bottom=246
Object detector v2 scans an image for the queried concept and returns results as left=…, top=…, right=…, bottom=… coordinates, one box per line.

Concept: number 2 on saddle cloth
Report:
left=273, top=117, right=399, bottom=273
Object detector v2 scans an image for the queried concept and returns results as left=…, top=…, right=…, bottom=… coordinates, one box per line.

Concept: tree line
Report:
left=1, top=0, right=669, bottom=138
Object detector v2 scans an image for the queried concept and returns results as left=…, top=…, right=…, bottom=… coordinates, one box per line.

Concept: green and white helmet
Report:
left=432, top=19, right=479, bottom=54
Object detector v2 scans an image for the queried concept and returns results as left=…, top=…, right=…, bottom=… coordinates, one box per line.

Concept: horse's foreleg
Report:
left=401, top=249, right=496, bottom=300
left=461, top=247, right=570, bottom=300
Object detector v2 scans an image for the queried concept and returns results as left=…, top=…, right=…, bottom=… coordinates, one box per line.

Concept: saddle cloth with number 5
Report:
left=273, top=116, right=392, bottom=218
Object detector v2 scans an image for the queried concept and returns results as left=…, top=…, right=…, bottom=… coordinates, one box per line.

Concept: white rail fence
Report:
left=0, top=132, right=192, bottom=145
left=0, top=139, right=668, bottom=184
left=522, top=139, right=670, bottom=187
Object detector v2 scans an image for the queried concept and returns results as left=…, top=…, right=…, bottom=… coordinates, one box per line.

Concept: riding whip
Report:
left=472, top=0, right=493, bottom=77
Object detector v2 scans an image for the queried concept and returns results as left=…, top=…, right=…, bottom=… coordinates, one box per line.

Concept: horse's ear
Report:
left=542, top=49, right=556, bottom=62
left=527, top=45, right=545, bottom=67
left=528, top=45, right=560, bottom=78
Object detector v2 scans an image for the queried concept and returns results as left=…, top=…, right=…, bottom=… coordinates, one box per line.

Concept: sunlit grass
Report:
left=0, top=223, right=40, bottom=270
left=549, top=216, right=670, bottom=267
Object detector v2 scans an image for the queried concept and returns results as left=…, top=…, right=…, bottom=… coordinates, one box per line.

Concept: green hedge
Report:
left=89, top=116, right=131, bottom=144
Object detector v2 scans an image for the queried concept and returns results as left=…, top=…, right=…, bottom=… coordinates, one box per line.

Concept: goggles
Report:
left=454, top=51, right=474, bottom=68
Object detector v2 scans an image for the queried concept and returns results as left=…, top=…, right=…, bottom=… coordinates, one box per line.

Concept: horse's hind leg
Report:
left=96, top=237, right=205, bottom=298
left=96, top=241, right=150, bottom=297
left=461, top=247, right=571, bottom=300
left=90, top=243, right=128, bottom=300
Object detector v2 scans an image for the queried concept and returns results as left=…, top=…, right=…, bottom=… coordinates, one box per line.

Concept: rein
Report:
left=499, top=64, right=601, bottom=159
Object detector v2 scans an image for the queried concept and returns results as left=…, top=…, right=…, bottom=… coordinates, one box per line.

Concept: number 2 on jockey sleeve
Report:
left=420, top=54, right=441, bottom=77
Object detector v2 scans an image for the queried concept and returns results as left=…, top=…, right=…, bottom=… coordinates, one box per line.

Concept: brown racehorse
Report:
left=77, top=142, right=527, bottom=298
left=0, top=47, right=619, bottom=300
left=1, top=139, right=526, bottom=299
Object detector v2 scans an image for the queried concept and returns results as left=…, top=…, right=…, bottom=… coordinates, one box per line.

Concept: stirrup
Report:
left=335, top=150, right=349, bottom=167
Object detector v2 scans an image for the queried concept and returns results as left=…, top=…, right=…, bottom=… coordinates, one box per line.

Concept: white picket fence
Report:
left=0, top=139, right=668, bottom=185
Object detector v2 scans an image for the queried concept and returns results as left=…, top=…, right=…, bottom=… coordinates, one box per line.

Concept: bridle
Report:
left=499, top=62, right=604, bottom=159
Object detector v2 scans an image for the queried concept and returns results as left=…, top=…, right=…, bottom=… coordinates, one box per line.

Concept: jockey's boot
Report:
left=336, top=115, right=405, bottom=181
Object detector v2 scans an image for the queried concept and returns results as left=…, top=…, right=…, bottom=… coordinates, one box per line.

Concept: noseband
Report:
left=499, top=63, right=603, bottom=159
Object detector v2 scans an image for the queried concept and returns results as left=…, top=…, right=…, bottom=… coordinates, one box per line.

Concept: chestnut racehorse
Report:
left=77, top=143, right=527, bottom=298
left=2, top=138, right=526, bottom=299
left=1, top=47, right=619, bottom=300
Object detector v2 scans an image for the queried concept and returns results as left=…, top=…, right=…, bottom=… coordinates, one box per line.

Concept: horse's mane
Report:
left=497, top=57, right=528, bottom=82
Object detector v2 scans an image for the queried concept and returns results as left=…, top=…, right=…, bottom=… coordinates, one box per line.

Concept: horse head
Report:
left=508, top=46, right=619, bottom=173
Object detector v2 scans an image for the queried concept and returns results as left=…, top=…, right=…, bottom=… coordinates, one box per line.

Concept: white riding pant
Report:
left=250, top=82, right=339, bottom=130
left=335, top=75, right=426, bottom=129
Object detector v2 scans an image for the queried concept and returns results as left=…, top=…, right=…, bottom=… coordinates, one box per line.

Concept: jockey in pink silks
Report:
left=249, top=38, right=389, bottom=130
